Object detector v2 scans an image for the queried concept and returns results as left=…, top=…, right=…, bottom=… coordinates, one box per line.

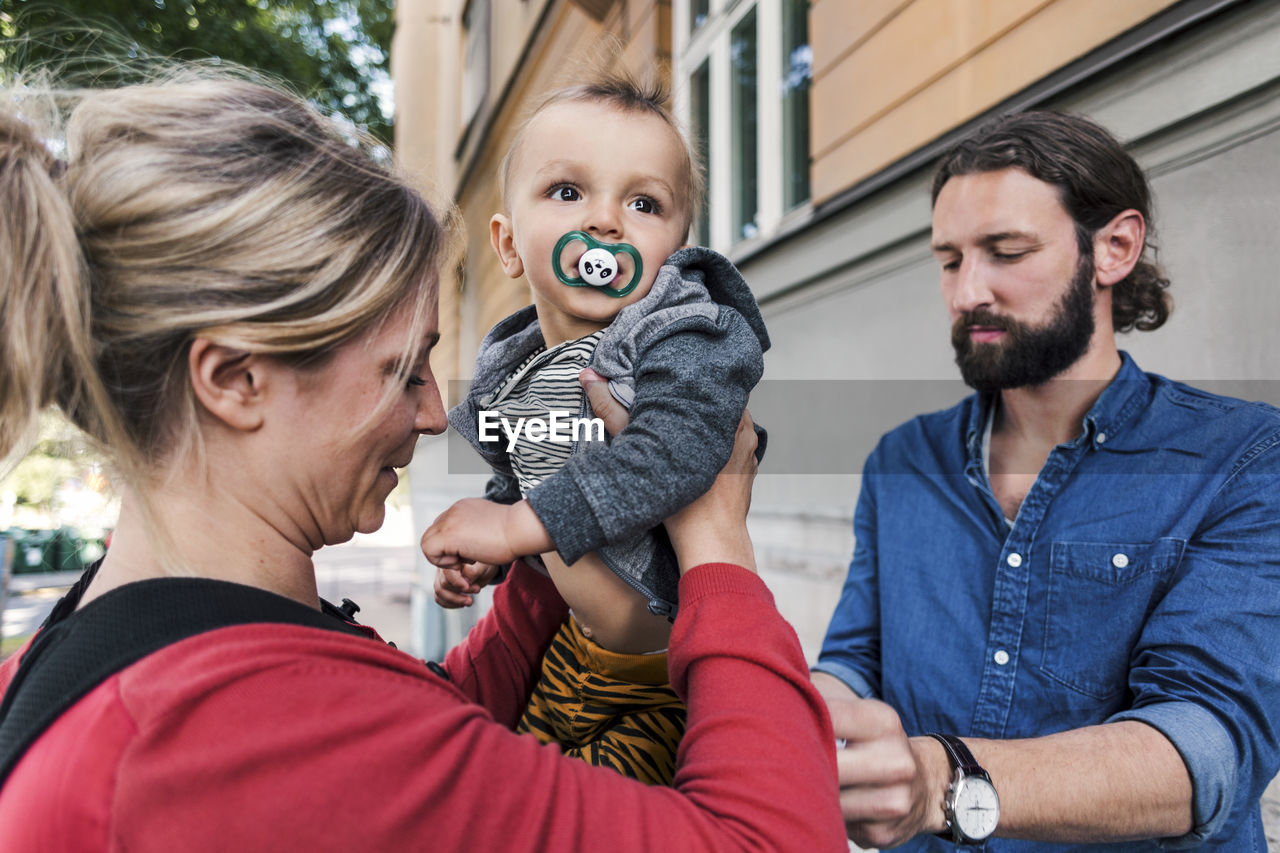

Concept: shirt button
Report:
left=1007, top=553, right=1022, bottom=567
left=994, top=650, right=1011, bottom=666
left=1112, top=553, right=1129, bottom=568
left=1097, top=432, right=1108, bottom=444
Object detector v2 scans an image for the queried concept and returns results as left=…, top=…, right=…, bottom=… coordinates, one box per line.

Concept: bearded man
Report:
left=811, top=111, right=1280, bottom=851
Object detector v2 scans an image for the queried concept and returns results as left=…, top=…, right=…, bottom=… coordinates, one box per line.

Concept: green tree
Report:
left=0, top=0, right=396, bottom=143
left=2, top=412, right=103, bottom=515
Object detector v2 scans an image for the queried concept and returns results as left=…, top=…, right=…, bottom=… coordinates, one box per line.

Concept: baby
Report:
left=421, top=73, right=768, bottom=784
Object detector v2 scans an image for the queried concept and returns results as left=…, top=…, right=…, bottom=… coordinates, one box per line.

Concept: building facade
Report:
left=394, top=0, right=1280, bottom=661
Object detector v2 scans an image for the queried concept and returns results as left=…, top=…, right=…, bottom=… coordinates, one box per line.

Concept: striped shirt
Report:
left=487, top=331, right=604, bottom=496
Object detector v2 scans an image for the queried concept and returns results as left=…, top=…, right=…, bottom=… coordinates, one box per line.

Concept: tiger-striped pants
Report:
left=517, top=616, right=686, bottom=786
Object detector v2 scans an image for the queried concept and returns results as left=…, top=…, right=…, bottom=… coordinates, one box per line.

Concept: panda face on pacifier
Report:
left=552, top=230, right=645, bottom=298
left=577, top=248, right=618, bottom=287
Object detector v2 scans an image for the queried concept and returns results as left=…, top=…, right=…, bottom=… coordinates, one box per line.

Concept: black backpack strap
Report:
left=0, top=574, right=370, bottom=787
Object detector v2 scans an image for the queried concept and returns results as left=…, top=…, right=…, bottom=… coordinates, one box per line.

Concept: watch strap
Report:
left=927, top=732, right=987, bottom=779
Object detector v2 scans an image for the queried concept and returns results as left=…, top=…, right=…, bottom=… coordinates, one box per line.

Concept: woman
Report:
left=0, top=71, right=844, bottom=850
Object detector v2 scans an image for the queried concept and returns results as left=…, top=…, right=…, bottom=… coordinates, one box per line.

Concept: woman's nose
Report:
left=415, top=382, right=447, bottom=436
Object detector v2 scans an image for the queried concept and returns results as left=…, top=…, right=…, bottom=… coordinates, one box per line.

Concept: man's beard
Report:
left=951, top=252, right=1096, bottom=394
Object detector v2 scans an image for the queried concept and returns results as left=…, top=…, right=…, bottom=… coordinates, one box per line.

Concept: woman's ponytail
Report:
left=0, top=106, right=115, bottom=475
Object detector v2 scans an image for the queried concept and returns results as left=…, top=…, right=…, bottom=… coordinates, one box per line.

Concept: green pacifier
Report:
left=552, top=231, right=644, bottom=298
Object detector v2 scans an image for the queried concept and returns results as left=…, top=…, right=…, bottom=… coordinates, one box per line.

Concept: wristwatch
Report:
left=927, top=733, right=1000, bottom=845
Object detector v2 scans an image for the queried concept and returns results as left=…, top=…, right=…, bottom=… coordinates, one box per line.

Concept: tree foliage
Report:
left=0, top=0, right=396, bottom=142
left=2, top=412, right=103, bottom=514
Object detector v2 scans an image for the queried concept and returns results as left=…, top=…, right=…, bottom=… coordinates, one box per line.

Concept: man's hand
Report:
left=434, top=561, right=503, bottom=607
left=824, top=689, right=949, bottom=849
left=421, top=498, right=552, bottom=570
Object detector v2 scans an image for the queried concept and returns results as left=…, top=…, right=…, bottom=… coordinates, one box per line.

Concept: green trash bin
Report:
left=44, top=528, right=88, bottom=572
left=10, top=529, right=48, bottom=574
left=0, top=533, right=12, bottom=616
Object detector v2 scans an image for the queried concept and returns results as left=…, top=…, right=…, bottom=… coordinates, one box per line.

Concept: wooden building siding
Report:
left=809, top=0, right=1179, bottom=205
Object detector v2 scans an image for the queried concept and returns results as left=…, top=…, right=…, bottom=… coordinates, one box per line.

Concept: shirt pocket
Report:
left=1040, top=538, right=1185, bottom=700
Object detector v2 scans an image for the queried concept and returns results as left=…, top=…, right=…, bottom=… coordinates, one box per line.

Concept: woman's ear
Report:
left=490, top=213, right=525, bottom=279
left=1093, top=209, right=1146, bottom=288
left=189, top=338, right=267, bottom=431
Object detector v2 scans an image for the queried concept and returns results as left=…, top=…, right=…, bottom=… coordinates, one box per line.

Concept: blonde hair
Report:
left=0, top=70, right=445, bottom=487
left=499, top=70, right=705, bottom=236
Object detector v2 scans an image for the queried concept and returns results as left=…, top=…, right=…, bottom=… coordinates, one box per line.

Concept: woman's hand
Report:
left=664, top=412, right=758, bottom=573
left=580, top=368, right=759, bottom=575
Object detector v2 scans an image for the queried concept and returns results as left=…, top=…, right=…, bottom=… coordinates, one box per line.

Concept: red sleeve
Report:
left=441, top=559, right=569, bottom=727
left=4, top=564, right=845, bottom=851
left=405, top=563, right=847, bottom=851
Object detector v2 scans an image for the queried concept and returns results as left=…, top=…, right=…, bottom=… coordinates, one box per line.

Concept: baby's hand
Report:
left=420, top=498, right=553, bottom=570
left=434, top=561, right=503, bottom=608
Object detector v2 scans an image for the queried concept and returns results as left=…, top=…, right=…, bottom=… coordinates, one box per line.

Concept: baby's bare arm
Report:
left=421, top=498, right=552, bottom=570
left=542, top=550, right=673, bottom=652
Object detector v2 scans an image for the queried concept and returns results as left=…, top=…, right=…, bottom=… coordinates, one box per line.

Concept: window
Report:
left=675, top=0, right=812, bottom=250
left=690, top=0, right=710, bottom=32
left=461, top=0, right=491, bottom=133
left=780, top=0, right=811, bottom=211
left=690, top=60, right=712, bottom=244
left=730, top=9, right=758, bottom=241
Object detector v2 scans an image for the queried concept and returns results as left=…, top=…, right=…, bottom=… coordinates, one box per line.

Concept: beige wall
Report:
left=808, top=0, right=1180, bottom=204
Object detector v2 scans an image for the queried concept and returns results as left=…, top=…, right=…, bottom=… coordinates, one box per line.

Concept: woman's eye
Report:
left=551, top=185, right=580, bottom=202
left=407, top=374, right=428, bottom=389
left=629, top=197, right=659, bottom=214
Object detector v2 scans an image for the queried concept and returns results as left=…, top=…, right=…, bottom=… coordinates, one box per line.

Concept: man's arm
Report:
left=824, top=687, right=1192, bottom=849
left=811, top=450, right=883, bottom=699
left=824, top=428, right=1280, bottom=848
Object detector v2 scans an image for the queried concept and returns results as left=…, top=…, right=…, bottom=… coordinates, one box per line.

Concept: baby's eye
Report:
left=628, top=197, right=660, bottom=215
left=550, top=185, right=581, bottom=202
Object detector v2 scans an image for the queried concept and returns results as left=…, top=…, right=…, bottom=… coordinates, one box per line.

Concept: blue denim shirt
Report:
left=815, top=353, right=1280, bottom=851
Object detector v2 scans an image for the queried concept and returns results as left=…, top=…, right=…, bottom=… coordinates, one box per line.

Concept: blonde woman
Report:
left=0, top=73, right=844, bottom=850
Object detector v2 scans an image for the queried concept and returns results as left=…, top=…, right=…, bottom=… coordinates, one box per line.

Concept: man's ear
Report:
left=189, top=338, right=267, bottom=431
left=1093, top=209, right=1145, bottom=288
left=490, top=213, right=525, bottom=279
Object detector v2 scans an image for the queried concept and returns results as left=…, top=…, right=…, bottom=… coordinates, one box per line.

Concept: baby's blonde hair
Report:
left=0, top=69, right=445, bottom=488
left=499, top=70, right=705, bottom=236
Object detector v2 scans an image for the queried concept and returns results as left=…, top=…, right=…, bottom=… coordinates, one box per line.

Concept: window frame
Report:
left=674, top=0, right=812, bottom=253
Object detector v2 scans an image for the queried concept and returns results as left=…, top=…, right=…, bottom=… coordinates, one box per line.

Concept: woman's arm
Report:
left=440, top=559, right=568, bottom=727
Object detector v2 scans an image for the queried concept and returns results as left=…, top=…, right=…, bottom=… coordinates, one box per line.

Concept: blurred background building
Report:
left=392, top=0, right=1280, bottom=661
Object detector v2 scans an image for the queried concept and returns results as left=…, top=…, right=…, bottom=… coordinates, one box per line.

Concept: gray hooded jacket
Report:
left=448, top=246, right=769, bottom=616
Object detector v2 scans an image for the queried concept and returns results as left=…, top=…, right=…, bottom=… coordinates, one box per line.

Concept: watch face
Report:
left=953, top=776, right=1000, bottom=840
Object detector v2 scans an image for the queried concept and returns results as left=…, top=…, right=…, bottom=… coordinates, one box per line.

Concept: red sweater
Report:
left=0, top=562, right=844, bottom=851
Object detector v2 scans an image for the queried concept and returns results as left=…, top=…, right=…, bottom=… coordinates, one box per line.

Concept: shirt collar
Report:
left=1079, top=350, right=1150, bottom=449
left=964, top=350, right=1150, bottom=464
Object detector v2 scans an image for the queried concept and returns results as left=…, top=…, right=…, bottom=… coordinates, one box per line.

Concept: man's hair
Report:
left=931, top=110, right=1171, bottom=333
left=499, top=70, right=705, bottom=236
